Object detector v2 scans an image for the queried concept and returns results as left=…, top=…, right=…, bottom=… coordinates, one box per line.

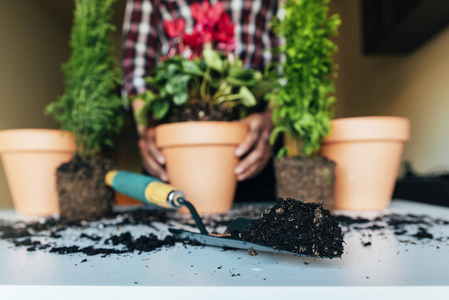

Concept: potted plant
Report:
left=45, top=0, right=124, bottom=220
left=133, top=2, right=274, bottom=214
left=269, top=0, right=341, bottom=210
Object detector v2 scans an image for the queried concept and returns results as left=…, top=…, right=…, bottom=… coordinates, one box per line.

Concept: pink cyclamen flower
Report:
left=190, top=1, right=224, bottom=28
left=163, top=18, right=186, bottom=38
left=183, top=28, right=203, bottom=54
left=214, top=13, right=234, bottom=43
left=218, top=37, right=236, bottom=53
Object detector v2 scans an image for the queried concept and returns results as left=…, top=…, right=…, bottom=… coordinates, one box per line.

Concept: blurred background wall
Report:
left=1, top=0, right=448, bottom=208
left=332, top=0, right=449, bottom=176
left=0, top=1, right=70, bottom=208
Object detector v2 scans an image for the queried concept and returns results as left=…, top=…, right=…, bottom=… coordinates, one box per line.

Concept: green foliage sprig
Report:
left=269, top=0, right=341, bottom=157
left=46, top=0, right=124, bottom=158
left=136, top=51, right=274, bottom=126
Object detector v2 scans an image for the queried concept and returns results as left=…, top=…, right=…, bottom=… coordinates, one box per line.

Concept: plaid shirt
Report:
left=122, top=0, right=280, bottom=97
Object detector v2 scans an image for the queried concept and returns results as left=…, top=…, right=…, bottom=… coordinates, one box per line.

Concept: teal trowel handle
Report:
left=105, top=170, right=185, bottom=209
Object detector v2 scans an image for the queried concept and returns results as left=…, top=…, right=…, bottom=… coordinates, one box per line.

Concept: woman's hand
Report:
left=133, top=98, right=169, bottom=182
left=137, top=127, right=169, bottom=182
left=234, top=109, right=273, bottom=181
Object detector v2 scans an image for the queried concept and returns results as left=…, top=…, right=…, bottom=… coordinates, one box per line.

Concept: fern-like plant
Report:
left=270, top=0, right=341, bottom=157
left=46, top=0, right=124, bottom=158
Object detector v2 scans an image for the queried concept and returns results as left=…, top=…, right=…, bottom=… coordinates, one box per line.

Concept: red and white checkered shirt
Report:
left=122, top=0, right=280, bottom=97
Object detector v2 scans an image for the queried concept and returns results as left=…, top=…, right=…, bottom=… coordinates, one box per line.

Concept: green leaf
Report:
left=251, top=80, right=276, bottom=101
left=165, top=82, right=175, bottom=95
left=182, top=60, right=204, bottom=76
left=152, top=100, right=170, bottom=120
left=173, top=92, right=188, bottom=105
left=145, top=77, right=158, bottom=86
left=227, top=69, right=262, bottom=87
left=203, top=49, right=223, bottom=73
left=142, top=90, right=157, bottom=103
left=228, top=58, right=244, bottom=76
left=239, top=86, right=257, bottom=107
left=170, top=74, right=190, bottom=105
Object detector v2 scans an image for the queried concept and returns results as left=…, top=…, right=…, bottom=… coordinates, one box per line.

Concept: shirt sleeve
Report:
left=122, top=0, right=160, bottom=98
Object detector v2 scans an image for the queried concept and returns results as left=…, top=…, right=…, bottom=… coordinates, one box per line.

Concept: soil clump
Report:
left=230, top=198, right=344, bottom=258
left=274, top=157, right=336, bottom=210
left=56, top=156, right=115, bottom=221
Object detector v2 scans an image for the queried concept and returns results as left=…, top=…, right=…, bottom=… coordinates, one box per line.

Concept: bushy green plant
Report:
left=46, top=0, right=124, bottom=158
left=269, top=0, right=341, bottom=157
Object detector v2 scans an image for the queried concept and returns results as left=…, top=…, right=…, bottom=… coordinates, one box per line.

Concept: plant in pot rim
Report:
left=45, top=0, right=124, bottom=220
left=268, top=0, right=341, bottom=209
left=133, top=1, right=276, bottom=214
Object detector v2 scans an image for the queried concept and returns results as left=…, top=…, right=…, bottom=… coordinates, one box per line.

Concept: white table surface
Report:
left=0, top=199, right=448, bottom=300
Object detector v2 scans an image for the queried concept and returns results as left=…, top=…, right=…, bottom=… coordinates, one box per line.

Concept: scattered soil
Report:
left=362, top=241, right=372, bottom=247
left=48, top=234, right=177, bottom=256
left=413, top=227, right=433, bottom=240
left=274, top=157, right=336, bottom=210
left=1, top=203, right=448, bottom=258
left=156, top=102, right=239, bottom=124
left=335, top=213, right=449, bottom=246
left=56, top=156, right=115, bottom=221
left=229, top=198, right=344, bottom=258
left=0, top=209, right=177, bottom=256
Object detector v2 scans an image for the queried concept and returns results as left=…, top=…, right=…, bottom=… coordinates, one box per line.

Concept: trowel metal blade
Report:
left=168, top=228, right=311, bottom=257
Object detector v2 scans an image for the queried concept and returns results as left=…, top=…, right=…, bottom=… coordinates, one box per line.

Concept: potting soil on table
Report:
left=229, top=198, right=344, bottom=258
left=1, top=202, right=449, bottom=258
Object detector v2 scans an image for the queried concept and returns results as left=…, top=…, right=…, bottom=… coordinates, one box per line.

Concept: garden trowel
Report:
left=105, top=170, right=313, bottom=257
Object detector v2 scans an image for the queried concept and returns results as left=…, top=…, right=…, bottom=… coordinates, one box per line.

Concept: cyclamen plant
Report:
left=135, top=1, right=274, bottom=125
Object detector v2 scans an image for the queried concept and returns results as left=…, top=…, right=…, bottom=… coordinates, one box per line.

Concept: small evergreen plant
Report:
left=270, top=0, right=341, bottom=157
left=46, top=0, right=124, bottom=158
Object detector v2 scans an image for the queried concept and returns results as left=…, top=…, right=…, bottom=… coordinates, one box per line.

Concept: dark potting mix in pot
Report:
left=157, top=102, right=240, bottom=123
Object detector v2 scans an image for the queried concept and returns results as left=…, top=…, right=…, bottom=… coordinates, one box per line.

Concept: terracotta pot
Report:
left=320, top=116, right=410, bottom=210
left=155, top=121, right=246, bottom=214
left=0, top=129, right=76, bottom=216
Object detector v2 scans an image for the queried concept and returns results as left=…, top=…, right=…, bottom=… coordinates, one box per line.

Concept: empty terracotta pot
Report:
left=320, top=116, right=410, bottom=210
left=155, top=121, right=246, bottom=214
left=0, top=129, right=76, bottom=216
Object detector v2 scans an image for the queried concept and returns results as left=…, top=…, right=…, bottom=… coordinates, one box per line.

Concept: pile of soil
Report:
left=56, top=156, right=115, bottom=221
left=274, top=157, right=336, bottom=210
left=157, top=102, right=239, bottom=124
left=230, top=198, right=344, bottom=258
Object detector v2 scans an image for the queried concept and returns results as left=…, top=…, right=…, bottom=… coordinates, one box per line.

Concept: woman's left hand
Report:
left=234, top=109, right=273, bottom=181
